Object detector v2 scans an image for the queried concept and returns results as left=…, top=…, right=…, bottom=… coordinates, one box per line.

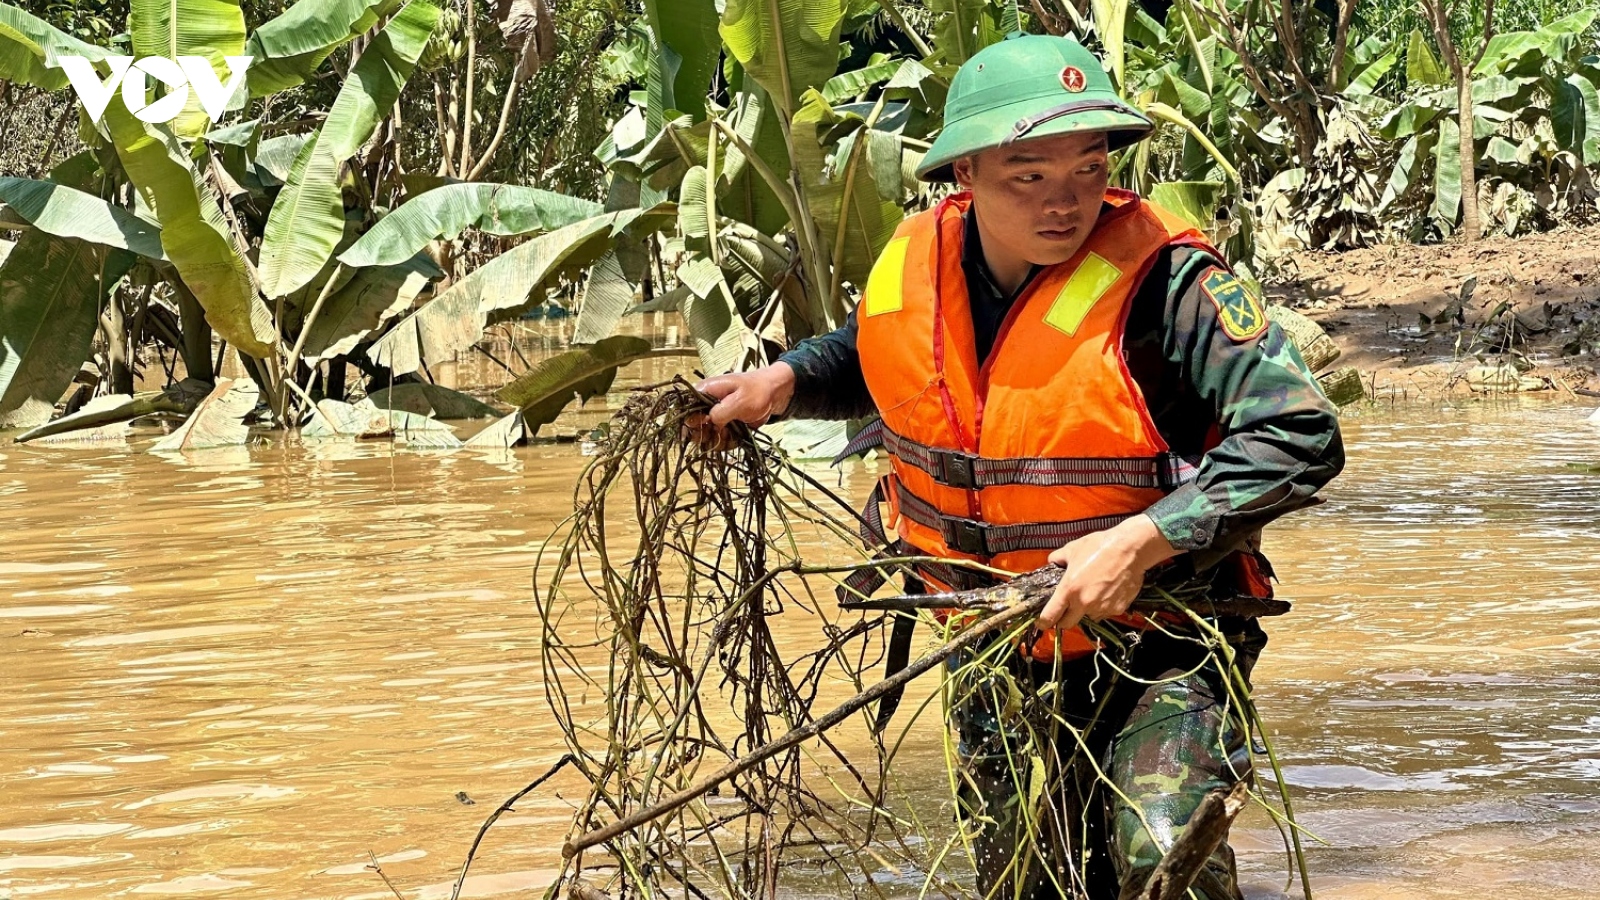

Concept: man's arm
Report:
left=1038, top=250, right=1345, bottom=631
left=772, top=308, right=875, bottom=421
left=1141, top=254, right=1346, bottom=564
left=699, top=310, right=875, bottom=427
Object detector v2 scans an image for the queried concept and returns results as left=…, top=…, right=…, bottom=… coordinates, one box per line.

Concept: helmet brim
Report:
left=915, top=96, right=1154, bottom=183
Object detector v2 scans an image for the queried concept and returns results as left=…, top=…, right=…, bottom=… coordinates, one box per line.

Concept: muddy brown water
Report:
left=4, top=387, right=1600, bottom=899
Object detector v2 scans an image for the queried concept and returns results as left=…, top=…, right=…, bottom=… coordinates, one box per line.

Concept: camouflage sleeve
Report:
left=1141, top=253, right=1345, bottom=559
left=773, top=308, right=877, bottom=421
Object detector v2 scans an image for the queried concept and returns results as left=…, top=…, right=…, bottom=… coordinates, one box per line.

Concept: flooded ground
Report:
left=4, top=393, right=1600, bottom=899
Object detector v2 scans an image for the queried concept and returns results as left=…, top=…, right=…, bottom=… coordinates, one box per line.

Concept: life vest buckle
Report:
left=931, top=447, right=979, bottom=490
left=944, top=516, right=992, bottom=557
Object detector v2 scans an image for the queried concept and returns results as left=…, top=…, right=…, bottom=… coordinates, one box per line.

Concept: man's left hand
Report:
left=1037, top=515, right=1181, bottom=633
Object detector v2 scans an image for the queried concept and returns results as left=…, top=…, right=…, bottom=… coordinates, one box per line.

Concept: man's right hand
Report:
left=698, top=363, right=797, bottom=427
left=686, top=363, right=797, bottom=448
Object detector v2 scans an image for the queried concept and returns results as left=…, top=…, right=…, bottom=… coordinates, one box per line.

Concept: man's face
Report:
left=952, top=130, right=1111, bottom=267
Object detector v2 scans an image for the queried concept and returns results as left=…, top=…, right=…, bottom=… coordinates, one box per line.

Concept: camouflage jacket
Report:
left=777, top=206, right=1345, bottom=568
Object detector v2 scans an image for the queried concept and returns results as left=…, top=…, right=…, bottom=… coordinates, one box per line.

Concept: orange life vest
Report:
left=854, top=189, right=1227, bottom=661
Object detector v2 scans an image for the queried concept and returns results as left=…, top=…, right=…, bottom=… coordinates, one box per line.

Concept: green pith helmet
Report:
left=916, top=34, right=1153, bottom=182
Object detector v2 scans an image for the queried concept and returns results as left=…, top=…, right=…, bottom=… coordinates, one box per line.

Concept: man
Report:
left=697, top=33, right=1343, bottom=900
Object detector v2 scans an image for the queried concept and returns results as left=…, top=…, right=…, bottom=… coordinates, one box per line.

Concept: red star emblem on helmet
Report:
left=1060, top=65, right=1087, bottom=93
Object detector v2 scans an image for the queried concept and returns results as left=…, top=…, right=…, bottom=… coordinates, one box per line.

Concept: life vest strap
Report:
left=856, top=419, right=1196, bottom=490
left=894, top=481, right=1134, bottom=557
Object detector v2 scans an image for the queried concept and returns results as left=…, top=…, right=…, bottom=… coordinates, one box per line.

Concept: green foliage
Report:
left=256, top=0, right=440, bottom=299
left=494, top=334, right=653, bottom=435
left=1375, top=9, right=1600, bottom=237
left=0, top=233, right=133, bottom=426
left=4, top=0, right=1600, bottom=436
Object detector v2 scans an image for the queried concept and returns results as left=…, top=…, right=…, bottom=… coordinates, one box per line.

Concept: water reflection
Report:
left=3, top=397, right=1600, bottom=897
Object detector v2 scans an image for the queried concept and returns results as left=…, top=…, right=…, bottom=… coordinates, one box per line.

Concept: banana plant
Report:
left=1095, top=0, right=1256, bottom=257
left=1376, top=9, right=1600, bottom=238
left=581, top=0, right=948, bottom=380
left=0, top=0, right=447, bottom=428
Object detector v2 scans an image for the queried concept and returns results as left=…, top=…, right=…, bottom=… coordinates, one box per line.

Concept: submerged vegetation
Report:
left=0, top=0, right=1596, bottom=436
left=482, top=382, right=1309, bottom=900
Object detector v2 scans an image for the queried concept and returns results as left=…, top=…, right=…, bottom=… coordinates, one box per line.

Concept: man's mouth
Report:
left=1037, top=225, right=1077, bottom=240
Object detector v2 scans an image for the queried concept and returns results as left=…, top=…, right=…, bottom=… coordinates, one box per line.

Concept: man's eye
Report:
left=1079, top=163, right=1103, bottom=175
left=1015, top=173, right=1042, bottom=183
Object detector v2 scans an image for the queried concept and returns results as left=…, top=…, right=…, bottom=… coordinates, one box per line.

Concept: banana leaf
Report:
left=494, top=335, right=652, bottom=435
left=643, top=0, right=720, bottom=121
left=0, top=177, right=167, bottom=261
left=298, top=252, right=439, bottom=364
left=1477, top=9, right=1597, bottom=77
left=1089, top=0, right=1130, bottom=87
left=47, top=151, right=105, bottom=192
left=339, top=184, right=603, bottom=268
left=1378, top=131, right=1433, bottom=211
left=1552, top=68, right=1600, bottom=165
left=678, top=256, right=755, bottom=374
left=369, top=210, right=654, bottom=375
left=1344, top=41, right=1401, bottom=98
left=571, top=251, right=637, bottom=345
left=246, top=0, right=404, bottom=96
left=149, top=378, right=259, bottom=451
left=1431, top=118, right=1462, bottom=229
left=1150, top=181, right=1223, bottom=229
left=368, top=383, right=503, bottom=419
left=1405, top=29, right=1448, bottom=88
left=678, top=166, right=713, bottom=246
left=0, top=235, right=136, bottom=428
left=106, top=105, right=276, bottom=357
left=930, top=0, right=1002, bottom=70
left=130, top=0, right=248, bottom=134
left=822, top=56, right=904, bottom=104
left=719, top=0, right=845, bottom=108
left=462, top=409, right=529, bottom=448
left=303, top=397, right=393, bottom=438
left=257, top=0, right=440, bottom=299
left=253, top=134, right=313, bottom=188
left=0, top=2, right=111, bottom=90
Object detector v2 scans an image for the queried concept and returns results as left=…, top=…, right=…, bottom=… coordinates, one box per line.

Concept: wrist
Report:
left=766, top=362, right=797, bottom=417
left=1112, top=514, right=1181, bottom=572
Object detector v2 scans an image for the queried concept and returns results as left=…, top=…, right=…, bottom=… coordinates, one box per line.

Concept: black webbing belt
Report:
left=893, top=484, right=1134, bottom=557
left=830, top=418, right=1179, bottom=732
left=835, top=418, right=1198, bottom=491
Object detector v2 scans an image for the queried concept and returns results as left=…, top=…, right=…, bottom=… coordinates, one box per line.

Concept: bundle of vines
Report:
left=462, top=382, right=1309, bottom=900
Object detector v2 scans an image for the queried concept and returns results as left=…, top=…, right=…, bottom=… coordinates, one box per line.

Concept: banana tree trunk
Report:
left=176, top=282, right=215, bottom=382
left=1455, top=75, right=1481, bottom=240
left=326, top=355, right=347, bottom=402
left=101, top=289, right=133, bottom=394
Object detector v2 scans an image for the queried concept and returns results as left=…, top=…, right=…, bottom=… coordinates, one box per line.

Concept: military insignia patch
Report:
left=1060, top=66, right=1087, bottom=93
left=1200, top=268, right=1268, bottom=342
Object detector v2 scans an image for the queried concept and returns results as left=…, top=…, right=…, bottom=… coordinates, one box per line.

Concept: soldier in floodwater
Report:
left=697, top=33, right=1344, bottom=900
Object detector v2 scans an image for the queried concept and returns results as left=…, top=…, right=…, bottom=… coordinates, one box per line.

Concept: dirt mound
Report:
left=1265, top=224, right=1600, bottom=400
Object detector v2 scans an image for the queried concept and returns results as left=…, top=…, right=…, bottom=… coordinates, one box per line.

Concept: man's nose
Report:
left=1042, top=183, right=1078, bottom=217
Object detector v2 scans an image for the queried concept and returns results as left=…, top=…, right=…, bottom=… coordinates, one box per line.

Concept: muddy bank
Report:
left=1266, top=223, right=1600, bottom=402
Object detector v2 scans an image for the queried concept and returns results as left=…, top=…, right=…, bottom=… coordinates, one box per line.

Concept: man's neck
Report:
left=968, top=204, right=1034, bottom=296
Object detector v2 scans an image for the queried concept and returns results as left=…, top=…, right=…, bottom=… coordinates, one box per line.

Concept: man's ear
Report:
left=952, top=155, right=976, bottom=189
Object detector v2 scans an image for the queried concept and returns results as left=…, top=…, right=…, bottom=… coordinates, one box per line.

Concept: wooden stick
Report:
left=560, top=593, right=1052, bottom=859
left=1119, top=781, right=1251, bottom=900
left=841, top=565, right=1291, bottom=619
left=843, top=594, right=1289, bottom=619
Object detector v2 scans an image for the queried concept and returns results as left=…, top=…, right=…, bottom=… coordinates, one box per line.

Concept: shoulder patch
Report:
left=1199, top=268, right=1268, bottom=342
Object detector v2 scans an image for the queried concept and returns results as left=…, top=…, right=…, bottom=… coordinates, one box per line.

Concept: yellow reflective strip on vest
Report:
left=1042, top=252, right=1122, bottom=336
left=862, top=236, right=911, bottom=317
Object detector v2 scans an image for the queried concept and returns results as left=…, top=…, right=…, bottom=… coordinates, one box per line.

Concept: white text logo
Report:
left=59, top=56, right=252, bottom=124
